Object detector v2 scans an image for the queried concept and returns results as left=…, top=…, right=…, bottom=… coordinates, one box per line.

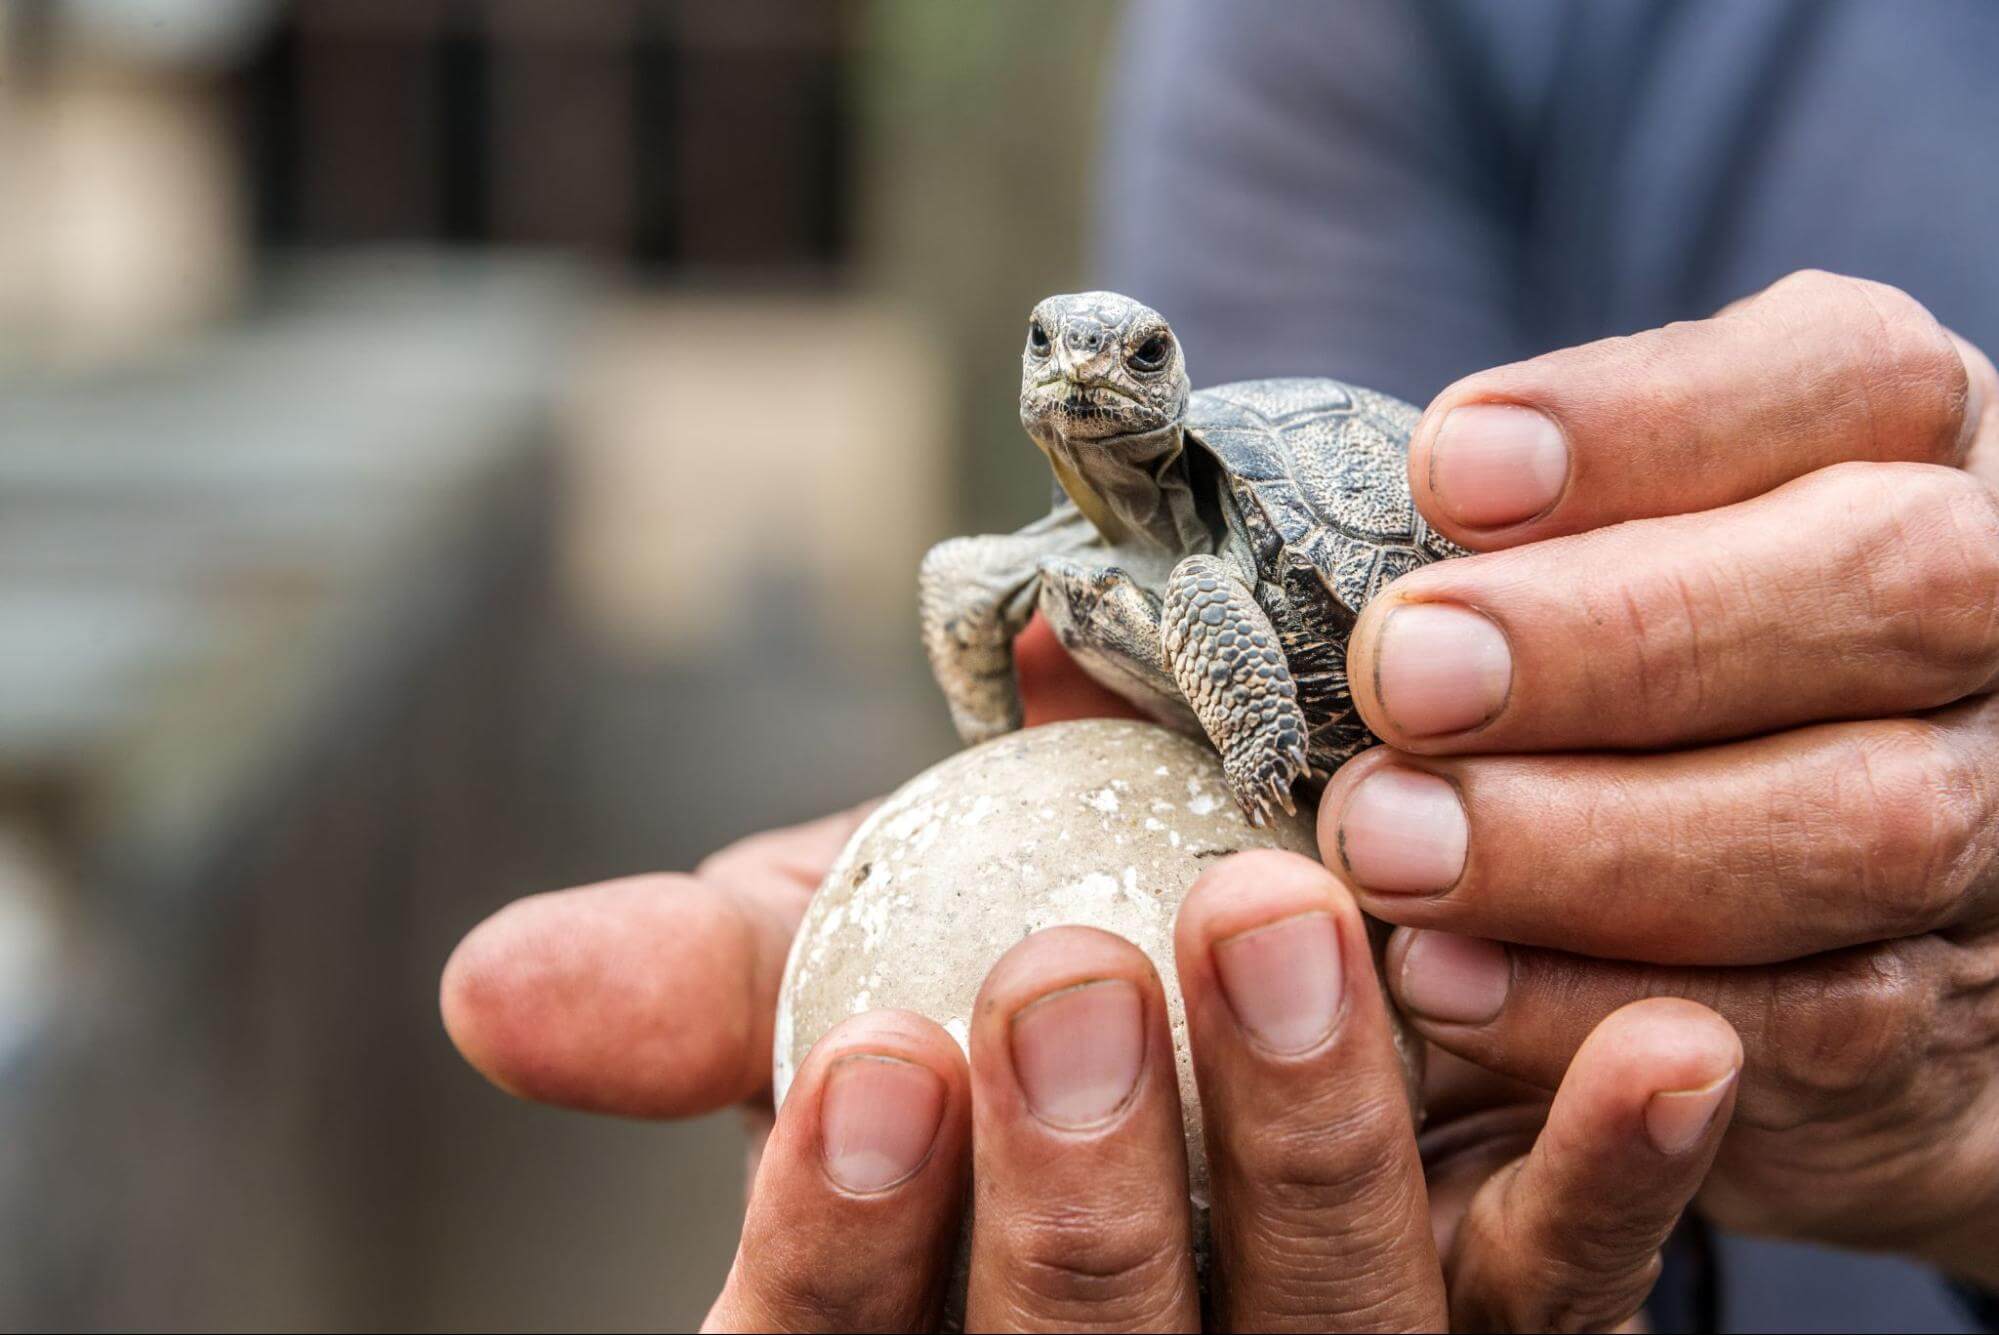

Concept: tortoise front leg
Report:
left=1162, top=554, right=1310, bottom=825
left=919, top=533, right=1044, bottom=742
left=919, top=505, right=1101, bottom=743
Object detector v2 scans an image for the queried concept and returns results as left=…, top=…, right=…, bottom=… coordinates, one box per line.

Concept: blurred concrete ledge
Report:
left=0, top=247, right=585, bottom=895
left=0, top=1, right=1114, bottom=1326
left=0, top=247, right=967, bottom=1331
left=0, top=248, right=590, bottom=1328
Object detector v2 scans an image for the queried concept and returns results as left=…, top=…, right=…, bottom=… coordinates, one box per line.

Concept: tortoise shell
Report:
left=1183, top=377, right=1469, bottom=768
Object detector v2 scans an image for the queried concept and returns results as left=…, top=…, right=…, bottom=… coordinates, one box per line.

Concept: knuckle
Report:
left=1573, top=560, right=1719, bottom=731
left=998, top=1201, right=1190, bottom=1322
left=1209, top=1085, right=1431, bottom=1301
left=1458, top=1186, right=1660, bottom=1333
left=1517, top=1224, right=1661, bottom=1307
left=1233, top=1209, right=1425, bottom=1328
left=1865, top=290, right=1971, bottom=462
left=1764, top=267, right=1909, bottom=329
left=1765, top=266, right=1850, bottom=299
left=1824, top=464, right=1999, bottom=696
left=1754, top=944, right=1929, bottom=1121
left=1760, top=267, right=1902, bottom=330
left=1226, top=1087, right=1420, bottom=1215
left=1559, top=1255, right=1661, bottom=1334
left=726, top=1240, right=873, bottom=1330
left=1518, top=1253, right=1659, bottom=1334
left=1763, top=271, right=1966, bottom=460
left=1846, top=721, right=1983, bottom=934
left=1914, top=470, right=1999, bottom=687
left=1506, top=1168, right=1674, bottom=1288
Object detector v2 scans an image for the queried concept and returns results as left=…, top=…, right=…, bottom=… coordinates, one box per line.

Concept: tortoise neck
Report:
left=1048, top=421, right=1209, bottom=555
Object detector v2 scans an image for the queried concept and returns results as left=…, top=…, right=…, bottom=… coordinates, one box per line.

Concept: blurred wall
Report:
left=0, top=1, right=1121, bottom=1329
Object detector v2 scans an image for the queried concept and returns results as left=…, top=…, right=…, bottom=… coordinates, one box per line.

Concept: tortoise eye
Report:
left=1027, top=321, right=1052, bottom=357
left=1129, top=332, right=1171, bottom=372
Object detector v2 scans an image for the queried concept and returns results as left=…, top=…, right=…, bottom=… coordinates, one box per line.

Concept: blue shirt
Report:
left=1094, top=3, right=1999, bottom=1330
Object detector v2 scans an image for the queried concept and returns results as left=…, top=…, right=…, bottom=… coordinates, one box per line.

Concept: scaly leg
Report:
left=919, top=535, right=1040, bottom=742
left=1162, top=554, right=1310, bottom=824
left=918, top=506, right=1099, bottom=743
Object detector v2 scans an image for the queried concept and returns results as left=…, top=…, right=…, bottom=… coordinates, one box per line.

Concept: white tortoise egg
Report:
left=772, top=718, right=1321, bottom=1206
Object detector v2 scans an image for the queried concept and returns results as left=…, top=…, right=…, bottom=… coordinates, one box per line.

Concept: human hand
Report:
left=1322, top=269, right=1999, bottom=1284
left=689, top=852, right=1740, bottom=1332
left=436, top=617, right=1134, bottom=1126
left=441, top=774, right=1740, bottom=1330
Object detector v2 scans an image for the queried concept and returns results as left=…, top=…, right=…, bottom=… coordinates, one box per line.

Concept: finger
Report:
left=1174, top=851, right=1447, bottom=1332
left=440, top=806, right=869, bottom=1117
left=1345, top=461, right=1999, bottom=752
left=706, top=1010, right=971, bottom=1333
left=964, top=927, right=1200, bottom=1333
left=1016, top=612, right=1151, bottom=727
left=1395, top=929, right=1999, bottom=1250
left=1320, top=698, right=1999, bottom=964
left=1409, top=269, right=1987, bottom=545
left=1382, top=927, right=1952, bottom=1146
left=1446, top=1000, right=1740, bottom=1333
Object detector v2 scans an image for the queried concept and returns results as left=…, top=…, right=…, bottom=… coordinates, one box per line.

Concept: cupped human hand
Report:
left=1326, top=268, right=1999, bottom=1285
left=437, top=614, right=1131, bottom=1124
left=440, top=714, right=1739, bottom=1331
left=682, top=853, right=1740, bottom=1332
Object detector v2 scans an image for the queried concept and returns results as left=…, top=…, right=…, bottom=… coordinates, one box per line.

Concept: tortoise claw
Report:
left=1226, top=759, right=1302, bottom=827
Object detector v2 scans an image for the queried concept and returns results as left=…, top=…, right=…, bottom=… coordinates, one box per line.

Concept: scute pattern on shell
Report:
left=1188, top=378, right=1470, bottom=615
left=1181, top=377, right=1469, bottom=773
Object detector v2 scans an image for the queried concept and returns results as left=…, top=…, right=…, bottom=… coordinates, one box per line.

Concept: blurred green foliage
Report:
left=856, top=0, right=1121, bottom=532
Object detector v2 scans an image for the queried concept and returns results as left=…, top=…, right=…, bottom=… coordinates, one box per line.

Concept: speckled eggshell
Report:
left=775, top=718, right=1399, bottom=1211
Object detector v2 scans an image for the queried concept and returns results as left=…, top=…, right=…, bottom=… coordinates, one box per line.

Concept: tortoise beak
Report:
left=1054, top=339, right=1116, bottom=385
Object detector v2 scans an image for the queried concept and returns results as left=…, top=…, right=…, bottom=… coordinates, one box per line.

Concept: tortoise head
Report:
left=1019, top=292, right=1190, bottom=446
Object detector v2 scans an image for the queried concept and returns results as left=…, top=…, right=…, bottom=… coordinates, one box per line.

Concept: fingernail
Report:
left=1213, top=911, right=1343, bottom=1053
left=1010, top=979, right=1144, bottom=1128
left=1338, top=768, right=1468, bottom=893
left=1645, top=1070, right=1737, bottom=1155
left=1395, top=929, right=1509, bottom=1024
left=820, top=1054, right=947, bottom=1192
left=1373, top=603, right=1512, bottom=737
left=1429, top=403, right=1569, bottom=528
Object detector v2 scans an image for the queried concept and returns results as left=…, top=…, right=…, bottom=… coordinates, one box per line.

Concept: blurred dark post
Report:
left=296, top=0, right=453, bottom=239
left=670, top=3, right=851, bottom=269
left=488, top=0, right=636, bottom=256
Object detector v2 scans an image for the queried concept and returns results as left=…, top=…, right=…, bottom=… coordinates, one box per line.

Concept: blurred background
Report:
left=0, top=1, right=1118, bottom=1326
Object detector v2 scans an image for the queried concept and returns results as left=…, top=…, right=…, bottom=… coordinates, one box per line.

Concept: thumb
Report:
left=1446, top=998, right=1741, bottom=1332
left=441, top=807, right=868, bottom=1117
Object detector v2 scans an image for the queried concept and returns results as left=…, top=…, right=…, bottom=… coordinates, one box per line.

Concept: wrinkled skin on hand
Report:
left=441, top=631, right=1739, bottom=1332
left=1322, top=269, right=1999, bottom=1288
left=439, top=266, right=1999, bottom=1323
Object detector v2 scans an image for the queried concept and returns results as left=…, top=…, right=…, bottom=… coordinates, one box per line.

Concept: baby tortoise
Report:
left=920, top=292, right=1466, bottom=824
